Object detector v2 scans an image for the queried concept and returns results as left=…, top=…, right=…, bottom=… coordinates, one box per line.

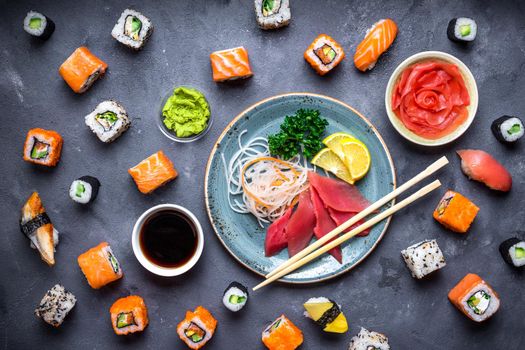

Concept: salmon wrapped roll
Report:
left=210, top=47, right=253, bottom=82
left=177, top=306, right=217, bottom=349
left=110, top=295, right=149, bottom=335
left=23, top=128, right=63, bottom=167
left=262, top=315, right=303, bottom=350
left=77, top=242, right=123, bottom=289
left=433, top=190, right=479, bottom=233
left=128, top=150, right=178, bottom=194
left=59, top=47, right=107, bottom=93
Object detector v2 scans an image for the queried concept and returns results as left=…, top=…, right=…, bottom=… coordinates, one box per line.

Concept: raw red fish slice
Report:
left=285, top=189, right=316, bottom=258
left=265, top=207, right=293, bottom=257
left=457, top=149, right=512, bottom=192
left=328, top=208, right=370, bottom=237
left=308, top=172, right=370, bottom=212
left=310, top=188, right=342, bottom=263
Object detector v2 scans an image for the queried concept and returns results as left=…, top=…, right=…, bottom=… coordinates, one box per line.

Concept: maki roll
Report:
left=59, top=47, right=107, bottom=93
left=23, top=128, right=63, bottom=167
left=401, top=239, right=446, bottom=279
left=303, top=297, right=348, bottom=333
left=222, top=281, right=248, bottom=312
left=448, top=273, right=500, bottom=322
left=304, top=34, right=345, bottom=76
left=85, top=100, right=131, bottom=143
left=77, top=242, right=123, bottom=289
left=20, top=192, right=59, bottom=266
left=177, top=306, right=217, bottom=349
left=491, top=116, right=523, bottom=144
left=499, top=237, right=525, bottom=268
left=128, top=150, right=178, bottom=194
left=262, top=315, right=303, bottom=350
left=254, top=0, right=291, bottom=30
left=447, top=17, right=477, bottom=43
left=110, top=296, right=149, bottom=335
left=35, top=284, right=76, bottom=327
left=69, top=176, right=100, bottom=204
left=210, top=47, right=253, bottom=82
left=23, top=11, right=55, bottom=40
left=111, top=9, right=153, bottom=50
left=348, top=328, right=390, bottom=350
left=433, top=190, right=479, bottom=233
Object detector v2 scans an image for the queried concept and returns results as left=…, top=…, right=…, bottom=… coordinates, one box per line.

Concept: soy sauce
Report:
left=139, top=210, right=197, bottom=268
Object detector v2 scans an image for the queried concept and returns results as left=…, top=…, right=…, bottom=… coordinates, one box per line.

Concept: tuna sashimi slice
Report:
left=310, top=188, right=343, bottom=263
left=308, top=172, right=370, bottom=212
left=457, top=149, right=512, bottom=192
left=265, top=207, right=294, bottom=257
left=286, top=189, right=316, bottom=258
left=328, top=208, right=370, bottom=237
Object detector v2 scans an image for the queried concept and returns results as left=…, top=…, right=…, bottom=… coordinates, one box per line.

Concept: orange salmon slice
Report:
left=128, top=150, right=178, bottom=194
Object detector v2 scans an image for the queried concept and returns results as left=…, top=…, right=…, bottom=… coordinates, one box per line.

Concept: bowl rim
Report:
left=384, top=50, right=479, bottom=146
left=131, top=203, right=204, bottom=277
left=157, top=86, right=213, bottom=143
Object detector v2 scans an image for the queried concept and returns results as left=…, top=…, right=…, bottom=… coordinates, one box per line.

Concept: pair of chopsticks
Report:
left=253, top=156, right=449, bottom=291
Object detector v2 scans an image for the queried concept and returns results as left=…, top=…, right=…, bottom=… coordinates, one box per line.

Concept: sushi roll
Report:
left=499, top=237, right=525, bottom=268
left=354, top=19, right=398, bottom=71
left=77, top=242, right=123, bottom=289
left=177, top=306, right=217, bottom=349
left=85, top=100, right=131, bottom=143
left=35, top=284, right=76, bottom=327
left=69, top=176, right=100, bottom=204
left=348, top=327, right=390, bottom=350
left=23, top=11, right=55, bottom=40
left=128, top=150, right=178, bottom=194
left=210, top=47, right=254, bottom=82
left=262, top=315, right=303, bottom=350
left=20, top=192, right=59, bottom=266
left=433, top=190, right=479, bottom=233
left=23, top=128, right=63, bottom=167
left=401, top=239, right=446, bottom=279
left=491, top=116, right=523, bottom=144
left=447, top=18, right=477, bottom=43
left=303, top=297, right=348, bottom=333
left=254, top=0, right=291, bottom=30
left=304, top=34, right=345, bottom=76
left=222, top=281, right=248, bottom=312
left=59, top=47, right=107, bottom=93
left=448, top=273, right=500, bottom=322
left=110, top=296, right=149, bottom=335
left=111, top=9, right=153, bottom=50
left=457, top=149, right=512, bottom=192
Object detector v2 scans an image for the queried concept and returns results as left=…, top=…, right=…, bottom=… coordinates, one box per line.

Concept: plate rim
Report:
left=204, top=92, right=397, bottom=284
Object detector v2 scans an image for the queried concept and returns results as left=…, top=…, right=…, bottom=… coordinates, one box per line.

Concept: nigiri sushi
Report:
left=128, top=150, right=178, bottom=194
left=457, top=149, right=512, bottom=192
left=110, top=295, right=149, bottom=335
left=354, top=19, right=398, bottom=72
left=303, top=297, right=348, bottom=333
left=20, top=192, right=59, bottom=265
left=77, top=242, right=123, bottom=289
left=210, top=47, right=253, bottom=82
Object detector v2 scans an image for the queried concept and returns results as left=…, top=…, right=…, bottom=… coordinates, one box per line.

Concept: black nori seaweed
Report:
left=39, top=16, right=55, bottom=40
left=491, top=116, right=523, bottom=144
left=223, top=281, right=249, bottom=298
left=447, top=18, right=473, bottom=43
left=20, top=213, right=51, bottom=238
left=77, top=176, right=101, bottom=202
left=499, top=237, right=524, bottom=268
left=313, top=300, right=341, bottom=328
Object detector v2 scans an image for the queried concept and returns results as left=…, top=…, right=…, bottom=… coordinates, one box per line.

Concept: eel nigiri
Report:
left=457, top=149, right=512, bottom=192
left=354, top=19, right=398, bottom=72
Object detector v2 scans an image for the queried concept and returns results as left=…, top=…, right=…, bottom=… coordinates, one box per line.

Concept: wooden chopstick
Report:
left=253, top=179, right=442, bottom=291
left=265, top=156, right=449, bottom=279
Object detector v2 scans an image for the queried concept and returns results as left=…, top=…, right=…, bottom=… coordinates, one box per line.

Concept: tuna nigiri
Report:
left=354, top=19, right=398, bottom=72
left=457, top=149, right=512, bottom=192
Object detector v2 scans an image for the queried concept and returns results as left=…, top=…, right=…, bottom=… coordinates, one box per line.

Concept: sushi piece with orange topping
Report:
left=354, top=19, right=398, bottom=71
left=177, top=306, right=217, bottom=349
left=59, top=47, right=107, bottom=93
left=210, top=47, right=253, bottom=82
left=262, top=315, right=303, bottom=350
left=77, top=242, right=123, bottom=289
left=23, top=128, right=63, bottom=167
left=128, top=150, right=178, bottom=194
left=304, top=34, right=345, bottom=76
left=433, top=190, right=479, bottom=233
left=110, top=295, right=149, bottom=335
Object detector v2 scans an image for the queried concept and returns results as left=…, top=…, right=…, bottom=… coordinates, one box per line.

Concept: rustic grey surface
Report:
left=0, top=0, right=523, bottom=349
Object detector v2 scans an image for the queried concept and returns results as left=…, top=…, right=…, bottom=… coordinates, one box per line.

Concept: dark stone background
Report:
left=0, top=0, right=523, bottom=349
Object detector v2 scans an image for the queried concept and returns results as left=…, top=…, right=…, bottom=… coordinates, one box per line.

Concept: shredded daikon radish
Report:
left=222, top=130, right=309, bottom=227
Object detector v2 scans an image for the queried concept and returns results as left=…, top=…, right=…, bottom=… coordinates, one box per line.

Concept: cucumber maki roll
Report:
left=499, top=237, right=525, bottom=268
left=222, top=281, right=248, bottom=312
left=23, top=11, right=55, bottom=40
left=491, top=116, right=523, bottom=143
left=69, top=176, right=100, bottom=204
left=447, top=17, right=477, bottom=43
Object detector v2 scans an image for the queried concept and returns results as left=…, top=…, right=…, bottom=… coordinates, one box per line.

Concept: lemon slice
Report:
left=341, top=141, right=371, bottom=181
left=311, top=148, right=354, bottom=184
left=322, top=132, right=357, bottom=161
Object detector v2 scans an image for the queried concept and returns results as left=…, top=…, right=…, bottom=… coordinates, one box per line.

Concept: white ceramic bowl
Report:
left=385, top=51, right=478, bottom=146
left=131, top=204, right=204, bottom=277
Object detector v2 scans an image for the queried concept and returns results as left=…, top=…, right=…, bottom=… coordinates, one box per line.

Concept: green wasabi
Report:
left=162, top=87, right=210, bottom=138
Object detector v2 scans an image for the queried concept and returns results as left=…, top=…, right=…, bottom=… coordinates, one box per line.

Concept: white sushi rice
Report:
left=254, top=0, right=291, bottom=30
left=459, top=281, right=500, bottom=322
left=23, top=11, right=47, bottom=36
left=401, top=239, right=446, bottom=279
left=348, top=327, right=390, bottom=350
left=111, top=9, right=153, bottom=50
left=34, top=284, right=76, bottom=327
left=223, top=285, right=248, bottom=312
left=500, top=117, right=524, bottom=142
left=509, top=241, right=525, bottom=267
left=454, top=18, right=477, bottom=42
left=304, top=35, right=344, bottom=74
left=85, top=100, right=130, bottom=143
left=69, top=179, right=93, bottom=204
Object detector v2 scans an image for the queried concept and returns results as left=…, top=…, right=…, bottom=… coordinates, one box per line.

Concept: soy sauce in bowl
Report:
left=139, top=210, right=198, bottom=268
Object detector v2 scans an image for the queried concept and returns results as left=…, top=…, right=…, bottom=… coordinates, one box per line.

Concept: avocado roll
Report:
left=491, top=116, right=523, bottom=143
left=254, top=0, right=291, bottom=30
left=222, top=281, right=248, bottom=312
left=447, top=17, right=477, bottom=43
left=69, top=176, right=100, bottom=204
left=499, top=237, right=525, bottom=268
left=85, top=100, right=131, bottom=143
left=111, top=9, right=153, bottom=50
left=23, top=11, right=55, bottom=40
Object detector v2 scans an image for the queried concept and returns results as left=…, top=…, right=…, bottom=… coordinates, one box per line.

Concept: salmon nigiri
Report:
left=354, top=19, right=398, bottom=72
left=457, top=149, right=512, bottom=192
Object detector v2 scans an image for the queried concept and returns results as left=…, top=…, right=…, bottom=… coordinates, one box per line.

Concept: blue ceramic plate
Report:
left=205, top=93, right=396, bottom=284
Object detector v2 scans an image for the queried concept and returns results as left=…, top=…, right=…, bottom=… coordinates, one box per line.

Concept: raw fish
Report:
left=328, top=208, right=370, bottom=237
left=286, top=189, right=316, bottom=257
left=265, top=207, right=293, bottom=257
left=457, top=149, right=512, bottom=192
left=308, top=172, right=370, bottom=212
left=310, top=188, right=342, bottom=263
